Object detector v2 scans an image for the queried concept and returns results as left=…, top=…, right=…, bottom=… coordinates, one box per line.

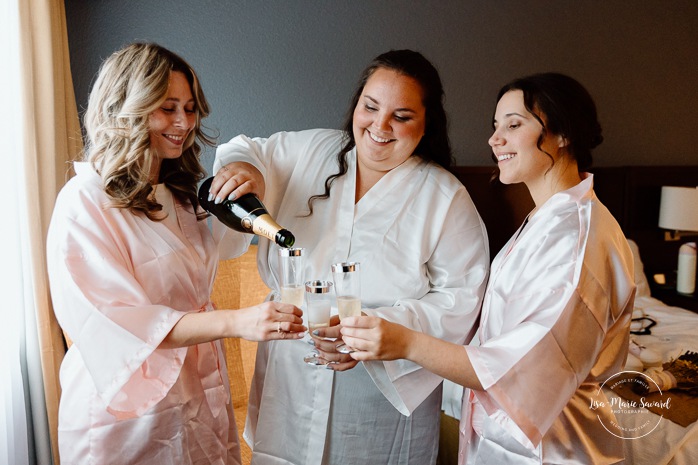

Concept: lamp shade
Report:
left=658, top=186, right=698, bottom=232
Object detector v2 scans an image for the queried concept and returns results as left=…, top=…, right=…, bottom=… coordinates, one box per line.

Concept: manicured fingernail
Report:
left=312, top=330, right=320, bottom=336
left=228, top=193, right=236, bottom=201
left=324, top=364, right=335, bottom=370
left=308, top=339, right=315, bottom=346
left=208, top=192, right=214, bottom=202
left=214, top=197, right=223, bottom=204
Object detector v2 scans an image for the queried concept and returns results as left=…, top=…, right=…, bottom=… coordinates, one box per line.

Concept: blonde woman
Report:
left=47, top=42, right=305, bottom=465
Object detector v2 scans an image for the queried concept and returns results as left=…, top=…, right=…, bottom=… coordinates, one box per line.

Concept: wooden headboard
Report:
left=451, top=165, right=698, bottom=283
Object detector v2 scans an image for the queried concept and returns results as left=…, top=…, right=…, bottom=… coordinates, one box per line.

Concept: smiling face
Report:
left=352, top=68, right=426, bottom=176
left=148, top=71, right=196, bottom=178
left=489, top=90, right=563, bottom=187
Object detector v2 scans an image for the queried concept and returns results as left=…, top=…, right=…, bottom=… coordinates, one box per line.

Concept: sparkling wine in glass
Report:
left=303, top=280, right=333, bottom=366
left=337, top=296, right=361, bottom=320
left=332, top=262, right=361, bottom=354
left=278, top=247, right=305, bottom=307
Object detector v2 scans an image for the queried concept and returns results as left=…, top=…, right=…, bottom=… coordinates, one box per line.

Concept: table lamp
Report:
left=658, top=186, right=698, bottom=294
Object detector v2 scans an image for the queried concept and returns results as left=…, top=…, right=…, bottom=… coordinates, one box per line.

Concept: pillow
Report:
left=627, top=239, right=651, bottom=298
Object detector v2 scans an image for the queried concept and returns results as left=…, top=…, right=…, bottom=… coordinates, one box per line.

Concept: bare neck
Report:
left=527, top=157, right=582, bottom=210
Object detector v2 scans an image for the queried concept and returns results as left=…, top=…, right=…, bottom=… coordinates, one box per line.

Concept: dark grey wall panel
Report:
left=65, top=1, right=698, bottom=171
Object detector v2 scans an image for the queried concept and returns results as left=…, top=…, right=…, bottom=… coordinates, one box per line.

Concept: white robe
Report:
left=47, top=163, right=241, bottom=465
left=460, top=174, right=635, bottom=465
left=214, top=128, right=489, bottom=465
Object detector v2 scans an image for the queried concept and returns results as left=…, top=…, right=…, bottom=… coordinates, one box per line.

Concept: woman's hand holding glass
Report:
left=303, top=280, right=334, bottom=366
left=339, top=315, right=413, bottom=362
left=310, top=315, right=359, bottom=371
left=304, top=274, right=358, bottom=370
left=308, top=262, right=362, bottom=370
left=232, top=301, right=306, bottom=342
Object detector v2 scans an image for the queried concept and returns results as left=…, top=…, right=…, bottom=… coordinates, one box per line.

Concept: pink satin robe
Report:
left=46, top=163, right=241, bottom=464
left=460, top=174, right=635, bottom=464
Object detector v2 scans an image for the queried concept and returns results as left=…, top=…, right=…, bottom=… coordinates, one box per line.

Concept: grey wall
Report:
left=65, top=1, right=698, bottom=172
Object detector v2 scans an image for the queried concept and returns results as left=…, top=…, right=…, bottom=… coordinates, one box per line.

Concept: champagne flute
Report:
left=303, top=280, right=333, bottom=366
left=332, top=262, right=361, bottom=354
left=277, top=247, right=305, bottom=307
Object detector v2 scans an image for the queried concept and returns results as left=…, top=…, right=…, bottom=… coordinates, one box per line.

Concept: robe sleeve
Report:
left=465, top=209, right=635, bottom=446
left=364, top=186, right=490, bottom=415
left=212, top=216, right=253, bottom=260
left=213, top=129, right=344, bottom=264
left=47, top=188, right=190, bottom=419
left=214, top=134, right=271, bottom=180
left=214, top=130, right=339, bottom=210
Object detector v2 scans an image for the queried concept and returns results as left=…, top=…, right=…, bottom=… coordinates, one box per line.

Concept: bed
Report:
left=605, top=300, right=698, bottom=463
left=438, top=165, right=698, bottom=464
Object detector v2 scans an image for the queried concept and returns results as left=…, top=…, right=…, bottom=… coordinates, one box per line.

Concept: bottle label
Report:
left=240, top=207, right=265, bottom=231
left=252, top=214, right=283, bottom=241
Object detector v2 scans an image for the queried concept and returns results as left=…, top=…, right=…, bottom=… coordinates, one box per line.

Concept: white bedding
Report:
left=441, top=240, right=698, bottom=464
left=605, top=295, right=698, bottom=465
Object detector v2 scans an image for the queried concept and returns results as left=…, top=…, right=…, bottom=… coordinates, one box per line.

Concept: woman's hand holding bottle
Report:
left=199, top=174, right=295, bottom=248
left=210, top=161, right=266, bottom=202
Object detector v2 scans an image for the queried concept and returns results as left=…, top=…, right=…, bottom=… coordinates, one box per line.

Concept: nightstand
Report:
left=649, top=285, right=698, bottom=314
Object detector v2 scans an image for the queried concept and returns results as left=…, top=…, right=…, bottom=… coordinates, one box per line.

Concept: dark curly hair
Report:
left=307, top=49, right=452, bottom=214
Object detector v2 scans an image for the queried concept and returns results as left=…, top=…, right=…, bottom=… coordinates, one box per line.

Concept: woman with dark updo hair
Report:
left=342, top=73, right=635, bottom=464
left=208, top=49, right=489, bottom=464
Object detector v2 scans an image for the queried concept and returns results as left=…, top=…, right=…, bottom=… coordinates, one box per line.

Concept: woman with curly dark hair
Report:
left=208, top=49, right=489, bottom=464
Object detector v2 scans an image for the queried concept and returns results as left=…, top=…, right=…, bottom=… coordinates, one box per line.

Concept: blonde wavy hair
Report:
left=83, top=42, right=214, bottom=220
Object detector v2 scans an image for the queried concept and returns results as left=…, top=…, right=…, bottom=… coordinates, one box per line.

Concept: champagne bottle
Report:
left=198, top=177, right=295, bottom=248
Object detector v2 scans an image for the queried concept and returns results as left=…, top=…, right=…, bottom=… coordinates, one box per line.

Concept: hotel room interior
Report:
left=4, top=1, right=697, bottom=464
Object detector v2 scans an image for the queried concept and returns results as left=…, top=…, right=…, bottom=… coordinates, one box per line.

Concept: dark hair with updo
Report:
left=495, top=72, right=602, bottom=171
left=306, top=49, right=452, bottom=214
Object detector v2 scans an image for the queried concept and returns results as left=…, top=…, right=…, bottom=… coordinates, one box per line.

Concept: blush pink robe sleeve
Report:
left=46, top=163, right=240, bottom=464
left=460, top=174, right=635, bottom=465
